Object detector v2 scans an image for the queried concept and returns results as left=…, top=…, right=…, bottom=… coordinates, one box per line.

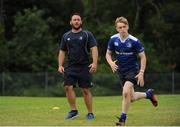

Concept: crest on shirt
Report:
left=67, top=38, right=70, bottom=41
left=126, top=42, right=132, bottom=48
left=114, top=42, right=119, bottom=46
left=79, top=36, right=83, bottom=40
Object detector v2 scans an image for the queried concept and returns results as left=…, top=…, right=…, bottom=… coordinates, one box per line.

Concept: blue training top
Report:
left=107, top=33, right=144, bottom=73
left=60, top=30, right=97, bottom=66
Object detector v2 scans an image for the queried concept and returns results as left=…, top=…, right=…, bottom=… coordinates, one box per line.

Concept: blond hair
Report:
left=115, top=16, right=129, bottom=27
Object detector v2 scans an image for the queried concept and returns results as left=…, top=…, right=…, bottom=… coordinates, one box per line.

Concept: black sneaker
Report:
left=115, top=116, right=125, bottom=126
left=65, top=110, right=78, bottom=120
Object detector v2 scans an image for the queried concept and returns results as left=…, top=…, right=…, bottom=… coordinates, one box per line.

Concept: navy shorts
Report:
left=64, top=65, right=93, bottom=88
left=118, top=70, right=138, bottom=86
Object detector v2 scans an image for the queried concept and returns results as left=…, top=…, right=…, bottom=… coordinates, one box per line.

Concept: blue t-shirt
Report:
left=107, top=34, right=144, bottom=73
left=60, top=30, right=97, bottom=66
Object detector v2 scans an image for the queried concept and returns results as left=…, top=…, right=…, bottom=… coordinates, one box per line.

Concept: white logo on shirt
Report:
left=67, top=38, right=70, bottom=41
left=114, top=42, right=119, bottom=46
left=79, top=36, right=83, bottom=40
left=126, top=42, right=132, bottom=48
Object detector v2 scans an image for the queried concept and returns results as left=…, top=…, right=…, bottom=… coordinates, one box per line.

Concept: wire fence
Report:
left=0, top=72, right=180, bottom=96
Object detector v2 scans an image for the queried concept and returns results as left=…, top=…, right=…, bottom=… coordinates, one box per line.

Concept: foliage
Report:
left=10, top=7, right=57, bottom=72
left=137, top=0, right=180, bottom=72
left=135, top=34, right=169, bottom=72
left=0, top=24, right=9, bottom=72
left=1, top=0, right=180, bottom=72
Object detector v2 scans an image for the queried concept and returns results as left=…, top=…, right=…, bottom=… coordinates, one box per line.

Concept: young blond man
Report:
left=106, top=16, right=158, bottom=126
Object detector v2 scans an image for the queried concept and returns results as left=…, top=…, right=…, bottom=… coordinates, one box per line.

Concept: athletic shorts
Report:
left=63, top=65, right=93, bottom=88
left=118, top=70, right=138, bottom=86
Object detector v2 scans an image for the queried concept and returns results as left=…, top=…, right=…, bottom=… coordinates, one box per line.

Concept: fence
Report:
left=0, top=72, right=180, bottom=96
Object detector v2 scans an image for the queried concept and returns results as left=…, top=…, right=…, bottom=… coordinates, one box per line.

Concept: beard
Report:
left=71, top=23, right=82, bottom=30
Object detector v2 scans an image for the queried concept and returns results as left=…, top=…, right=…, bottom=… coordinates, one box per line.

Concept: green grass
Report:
left=0, top=95, right=180, bottom=126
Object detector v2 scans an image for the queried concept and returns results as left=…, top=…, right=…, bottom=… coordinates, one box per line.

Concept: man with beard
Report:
left=58, top=13, right=98, bottom=120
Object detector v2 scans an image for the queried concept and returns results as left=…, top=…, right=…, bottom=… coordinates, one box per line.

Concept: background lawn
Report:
left=0, top=95, right=180, bottom=126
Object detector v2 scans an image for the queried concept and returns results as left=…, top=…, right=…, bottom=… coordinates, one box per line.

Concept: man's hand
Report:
left=89, top=63, right=97, bottom=73
left=110, top=60, right=118, bottom=73
left=135, top=72, right=144, bottom=87
left=58, top=65, right=64, bottom=74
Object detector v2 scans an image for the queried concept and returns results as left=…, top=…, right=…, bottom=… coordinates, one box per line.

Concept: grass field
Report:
left=0, top=95, right=180, bottom=126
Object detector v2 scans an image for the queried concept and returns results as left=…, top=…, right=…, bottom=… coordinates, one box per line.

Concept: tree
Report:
left=143, top=1, right=180, bottom=72
left=2, top=0, right=180, bottom=72
left=10, top=7, right=57, bottom=72
left=0, top=24, right=9, bottom=72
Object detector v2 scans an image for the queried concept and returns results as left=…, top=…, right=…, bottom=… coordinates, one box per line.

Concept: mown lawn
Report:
left=0, top=95, right=180, bottom=126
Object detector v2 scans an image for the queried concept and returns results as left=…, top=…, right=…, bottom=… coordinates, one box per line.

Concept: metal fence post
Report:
left=2, top=72, right=5, bottom=96
left=172, top=71, right=175, bottom=94
left=45, top=72, right=48, bottom=96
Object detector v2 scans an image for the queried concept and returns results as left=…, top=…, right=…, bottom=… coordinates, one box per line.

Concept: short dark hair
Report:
left=70, top=12, right=82, bottom=20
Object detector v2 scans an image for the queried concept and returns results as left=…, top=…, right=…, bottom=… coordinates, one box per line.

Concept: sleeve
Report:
left=135, top=40, right=145, bottom=53
left=87, top=31, right=97, bottom=48
left=59, top=33, right=67, bottom=51
left=107, top=37, right=114, bottom=51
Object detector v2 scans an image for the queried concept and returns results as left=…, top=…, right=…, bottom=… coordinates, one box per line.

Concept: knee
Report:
left=122, top=90, right=130, bottom=98
left=64, top=85, right=73, bottom=92
left=82, top=88, right=91, bottom=96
